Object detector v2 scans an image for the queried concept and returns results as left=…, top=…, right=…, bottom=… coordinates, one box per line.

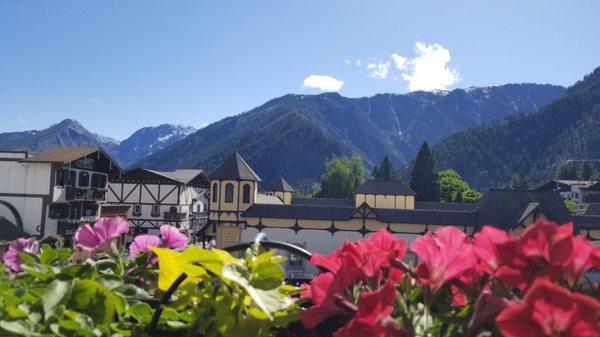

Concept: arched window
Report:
left=212, top=183, right=219, bottom=203
left=242, top=184, right=251, bottom=203
left=225, top=183, right=234, bottom=203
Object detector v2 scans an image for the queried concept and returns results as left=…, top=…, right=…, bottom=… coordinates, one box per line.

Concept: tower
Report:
left=207, top=152, right=260, bottom=248
left=267, top=177, right=294, bottom=204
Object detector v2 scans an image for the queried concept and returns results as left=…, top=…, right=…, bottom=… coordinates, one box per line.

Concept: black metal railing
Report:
left=57, top=220, right=81, bottom=235
left=65, top=187, right=106, bottom=201
left=163, top=212, right=187, bottom=220
left=147, top=240, right=312, bottom=337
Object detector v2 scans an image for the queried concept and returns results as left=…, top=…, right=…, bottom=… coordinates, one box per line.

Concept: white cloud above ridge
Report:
left=366, top=60, right=390, bottom=79
left=302, top=74, right=344, bottom=92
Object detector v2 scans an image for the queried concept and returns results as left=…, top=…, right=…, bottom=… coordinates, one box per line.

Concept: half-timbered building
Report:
left=107, top=168, right=210, bottom=240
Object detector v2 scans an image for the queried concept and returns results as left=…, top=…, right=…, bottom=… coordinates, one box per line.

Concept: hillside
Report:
left=135, top=84, right=565, bottom=187
left=434, top=67, right=600, bottom=189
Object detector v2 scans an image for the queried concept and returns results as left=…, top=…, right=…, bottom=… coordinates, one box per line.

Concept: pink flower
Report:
left=496, top=278, right=600, bottom=337
left=160, top=225, right=188, bottom=249
left=2, top=238, right=39, bottom=272
left=75, top=216, right=129, bottom=252
left=410, top=226, right=477, bottom=293
left=130, top=234, right=162, bottom=257
left=565, top=234, right=598, bottom=287
left=473, top=226, right=514, bottom=274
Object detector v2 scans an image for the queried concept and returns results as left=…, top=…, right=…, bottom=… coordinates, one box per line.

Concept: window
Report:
left=242, top=184, right=251, bottom=203
left=56, top=169, right=68, bottom=187
left=287, top=242, right=307, bottom=268
left=68, top=170, right=77, bottom=187
left=212, top=183, right=219, bottom=203
left=133, top=204, right=142, bottom=216
left=225, top=183, right=234, bottom=203
left=151, top=204, right=160, bottom=217
left=78, top=171, right=90, bottom=188
left=90, top=173, right=107, bottom=188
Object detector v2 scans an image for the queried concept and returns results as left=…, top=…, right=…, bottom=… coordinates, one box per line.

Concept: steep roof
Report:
left=292, top=197, right=354, bottom=207
left=372, top=208, right=478, bottom=226
left=269, top=177, right=294, bottom=192
left=209, top=152, right=260, bottom=181
left=242, top=204, right=354, bottom=221
left=477, top=189, right=571, bottom=230
left=114, top=168, right=209, bottom=187
left=582, top=181, right=600, bottom=191
left=415, top=201, right=479, bottom=212
left=355, top=180, right=416, bottom=196
left=20, top=147, right=123, bottom=171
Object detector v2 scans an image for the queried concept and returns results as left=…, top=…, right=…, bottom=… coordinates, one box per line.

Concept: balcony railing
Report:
left=164, top=212, right=187, bottom=220
left=57, top=220, right=81, bottom=235
left=66, top=187, right=106, bottom=201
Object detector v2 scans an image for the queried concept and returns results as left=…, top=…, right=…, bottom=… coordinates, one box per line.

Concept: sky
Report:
left=1, top=1, right=599, bottom=140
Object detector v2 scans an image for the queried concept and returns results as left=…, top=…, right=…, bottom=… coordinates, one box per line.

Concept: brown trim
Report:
left=0, top=192, right=49, bottom=198
left=159, top=185, right=178, bottom=203
left=0, top=158, right=24, bottom=162
left=142, top=183, right=159, bottom=203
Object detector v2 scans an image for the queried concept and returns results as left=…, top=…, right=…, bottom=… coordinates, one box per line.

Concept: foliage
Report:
left=564, top=199, right=578, bottom=213
left=315, top=154, right=365, bottom=199
left=372, top=156, right=399, bottom=181
left=0, top=221, right=298, bottom=337
left=434, top=67, right=600, bottom=189
left=508, top=172, right=531, bottom=190
left=437, top=169, right=482, bottom=203
left=410, top=142, right=439, bottom=202
left=300, top=221, right=600, bottom=337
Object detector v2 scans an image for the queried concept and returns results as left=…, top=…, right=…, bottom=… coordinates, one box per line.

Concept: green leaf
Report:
left=250, top=262, right=284, bottom=290
left=17, top=252, right=36, bottom=265
left=126, top=302, right=153, bottom=324
left=43, top=279, right=73, bottom=317
left=21, top=263, right=52, bottom=281
left=0, top=320, right=33, bottom=336
left=66, top=279, right=116, bottom=324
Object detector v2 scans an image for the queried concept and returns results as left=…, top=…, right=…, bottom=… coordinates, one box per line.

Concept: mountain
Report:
left=114, top=124, right=196, bottom=167
left=134, top=83, right=565, bottom=188
left=433, top=67, right=600, bottom=189
left=0, top=119, right=120, bottom=153
left=0, top=120, right=195, bottom=167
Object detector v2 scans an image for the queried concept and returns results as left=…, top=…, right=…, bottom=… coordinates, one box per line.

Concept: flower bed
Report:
left=0, top=218, right=598, bottom=337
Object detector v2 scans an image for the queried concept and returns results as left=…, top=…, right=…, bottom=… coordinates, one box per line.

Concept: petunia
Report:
left=473, top=225, right=514, bottom=275
left=130, top=234, right=162, bottom=257
left=565, top=234, right=598, bottom=287
left=2, top=238, right=39, bottom=272
left=159, top=225, right=188, bottom=249
left=496, top=278, right=600, bottom=337
left=75, top=216, right=129, bottom=252
left=494, top=220, right=574, bottom=291
left=410, top=226, right=477, bottom=293
left=333, top=280, right=399, bottom=337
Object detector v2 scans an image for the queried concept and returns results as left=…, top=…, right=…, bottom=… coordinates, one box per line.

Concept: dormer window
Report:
left=225, top=183, right=234, bottom=203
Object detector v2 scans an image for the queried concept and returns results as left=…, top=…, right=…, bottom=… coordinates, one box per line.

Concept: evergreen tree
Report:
left=372, top=156, right=398, bottom=181
left=559, top=162, right=581, bottom=180
left=410, top=142, right=439, bottom=201
left=582, top=162, right=594, bottom=180
left=316, top=154, right=365, bottom=199
left=510, top=173, right=530, bottom=190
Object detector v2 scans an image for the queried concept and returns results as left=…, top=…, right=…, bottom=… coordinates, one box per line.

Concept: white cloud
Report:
left=366, top=60, right=390, bottom=79
left=355, top=59, right=362, bottom=66
left=391, top=53, right=407, bottom=71
left=400, top=42, right=459, bottom=92
left=302, top=74, right=344, bottom=92
left=344, top=58, right=351, bottom=64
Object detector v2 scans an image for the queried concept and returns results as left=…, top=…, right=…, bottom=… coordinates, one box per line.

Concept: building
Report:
left=106, top=168, right=210, bottom=240
left=0, top=147, right=122, bottom=237
left=537, top=179, right=597, bottom=214
left=204, top=152, right=600, bottom=279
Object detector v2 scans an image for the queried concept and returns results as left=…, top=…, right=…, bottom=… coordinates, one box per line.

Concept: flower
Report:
left=333, top=280, right=399, bottom=337
left=496, top=278, right=600, bottom=337
left=473, top=226, right=514, bottom=275
left=468, top=290, right=513, bottom=335
left=565, top=234, right=598, bottom=287
left=75, top=216, right=129, bottom=252
left=2, top=238, right=39, bottom=272
left=159, top=225, right=188, bottom=249
left=129, top=225, right=189, bottom=257
left=130, top=234, right=162, bottom=257
left=495, top=220, right=574, bottom=291
left=410, top=226, right=477, bottom=293
left=300, top=272, right=348, bottom=329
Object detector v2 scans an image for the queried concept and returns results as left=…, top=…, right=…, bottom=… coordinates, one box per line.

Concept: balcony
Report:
left=57, top=220, right=81, bottom=235
left=164, top=212, right=187, bottom=220
left=66, top=187, right=106, bottom=202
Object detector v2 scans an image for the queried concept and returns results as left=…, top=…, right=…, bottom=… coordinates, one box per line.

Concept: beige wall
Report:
left=354, top=193, right=414, bottom=210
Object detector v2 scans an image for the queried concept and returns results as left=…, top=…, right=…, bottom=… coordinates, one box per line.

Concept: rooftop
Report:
left=209, top=152, right=261, bottom=181
left=355, top=180, right=416, bottom=196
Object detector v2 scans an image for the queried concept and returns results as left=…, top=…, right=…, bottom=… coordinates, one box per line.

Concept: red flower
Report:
left=333, top=280, right=399, bottom=337
left=410, top=226, right=477, bottom=293
left=473, top=226, right=514, bottom=275
left=565, top=234, right=599, bottom=287
left=468, top=290, right=513, bottom=335
left=496, top=279, right=600, bottom=337
left=495, top=220, right=574, bottom=291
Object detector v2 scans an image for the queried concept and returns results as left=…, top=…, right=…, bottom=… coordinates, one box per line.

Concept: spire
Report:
left=209, top=152, right=261, bottom=181
left=270, top=177, right=294, bottom=192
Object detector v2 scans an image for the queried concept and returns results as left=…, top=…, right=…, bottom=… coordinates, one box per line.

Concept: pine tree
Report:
left=582, top=162, right=594, bottom=181
left=410, top=142, right=439, bottom=201
left=372, top=156, right=398, bottom=181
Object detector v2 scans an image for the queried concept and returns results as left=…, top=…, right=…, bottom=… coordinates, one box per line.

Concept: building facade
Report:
left=537, top=179, right=597, bottom=214
left=204, top=153, right=600, bottom=279
left=0, top=148, right=121, bottom=238
left=106, top=168, right=210, bottom=240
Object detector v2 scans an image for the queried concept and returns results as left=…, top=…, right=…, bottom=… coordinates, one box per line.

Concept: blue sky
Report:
left=1, top=1, right=599, bottom=140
